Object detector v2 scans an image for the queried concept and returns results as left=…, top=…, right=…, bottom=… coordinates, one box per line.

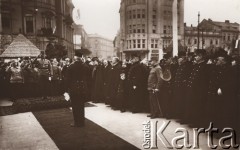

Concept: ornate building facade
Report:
left=185, top=19, right=240, bottom=55
left=119, top=0, right=184, bottom=60
left=0, top=0, right=75, bottom=58
left=88, top=34, right=115, bottom=60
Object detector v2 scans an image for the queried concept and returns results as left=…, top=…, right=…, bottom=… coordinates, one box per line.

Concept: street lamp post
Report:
left=202, top=29, right=204, bottom=49
left=197, top=12, right=200, bottom=50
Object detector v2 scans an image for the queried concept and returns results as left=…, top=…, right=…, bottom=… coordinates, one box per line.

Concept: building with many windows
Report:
left=184, top=19, right=240, bottom=55
left=0, top=0, right=75, bottom=58
left=119, top=0, right=184, bottom=60
left=88, top=34, right=115, bottom=59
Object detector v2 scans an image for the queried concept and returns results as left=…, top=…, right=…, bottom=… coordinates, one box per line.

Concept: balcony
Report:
left=37, top=28, right=56, bottom=41
left=64, top=15, right=74, bottom=25
left=22, top=0, right=55, bottom=11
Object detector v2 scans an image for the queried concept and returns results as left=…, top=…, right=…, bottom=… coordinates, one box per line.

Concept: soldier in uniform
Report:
left=66, top=53, right=89, bottom=127
left=37, top=53, right=52, bottom=99
left=183, top=49, right=209, bottom=126
left=147, top=58, right=164, bottom=118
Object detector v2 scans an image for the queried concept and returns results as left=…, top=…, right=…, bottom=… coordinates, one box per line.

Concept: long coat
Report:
left=128, top=62, right=148, bottom=112
left=171, top=61, right=192, bottom=119
left=67, top=61, right=89, bottom=100
left=66, top=60, right=89, bottom=126
left=106, top=62, right=122, bottom=107
left=183, top=61, right=209, bottom=125
left=92, top=65, right=104, bottom=102
left=102, top=64, right=111, bottom=103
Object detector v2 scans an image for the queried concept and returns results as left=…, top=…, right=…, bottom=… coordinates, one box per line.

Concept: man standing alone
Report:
left=67, top=53, right=89, bottom=127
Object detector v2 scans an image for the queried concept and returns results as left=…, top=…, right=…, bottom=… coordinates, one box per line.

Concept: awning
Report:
left=0, top=34, right=41, bottom=58
left=123, top=50, right=149, bottom=53
left=75, top=49, right=92, bottom=55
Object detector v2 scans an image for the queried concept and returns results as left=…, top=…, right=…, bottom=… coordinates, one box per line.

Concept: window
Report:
left=168, top=26, right=172, bottom=34
left=133, top=10, right=136, bottom=19
left=153, top=25, right=156, bottom=33
left=210, top=39, right=213, bottom=45
left=155, top=40, right=158, bottom=48
left=129, top=40, right=132, bottom=48
left=2, top=13, right=11, bottom=30
left=136, top=24, right=141, bottom=33
left=202, top=39, right=205, bottom=45
left=137, top=39, right=141, bottom=48
left=142, top=39, right=146, bottom=48
left=129, top=25, right=132, bottom=33
left=163, top=25, right=167, bottom=34
left=151, top=39, right=154, bottom=48
left=228, top=35, right=231, bottom=41
left=215, top=39, right=218, bottom=45
left=194, top=39, right=197, bottom=44
left=46, top=17, right=52, bottom=28
left=188, top=39, right=191, bottom=44
left=133, top=25, right=136, bottom=33
left=151, top=39, right=158, bottom=48
left=142, top=9, right=145, bottom=18
left=133, top=40, right=136, bottom=48
left=129, top=11, right=132, bottom=19
left=142, top=24, right=145, bottom=33
left=25, top=15, right=34, bottom=34
left=137, top=9, right=141, bottom=18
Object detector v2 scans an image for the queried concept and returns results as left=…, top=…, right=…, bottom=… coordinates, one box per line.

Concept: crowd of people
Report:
left=0, top=49, right=239, bottom=130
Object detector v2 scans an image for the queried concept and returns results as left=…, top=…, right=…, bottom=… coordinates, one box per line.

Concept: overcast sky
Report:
left=72, top=0, right=240, bottom=40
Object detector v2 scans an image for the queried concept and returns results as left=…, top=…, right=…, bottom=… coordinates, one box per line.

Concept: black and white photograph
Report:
left=0, top=0, right=239, bottom=149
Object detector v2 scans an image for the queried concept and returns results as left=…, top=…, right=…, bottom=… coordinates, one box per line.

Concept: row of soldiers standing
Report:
left=86, top=49, right=239, bottom=130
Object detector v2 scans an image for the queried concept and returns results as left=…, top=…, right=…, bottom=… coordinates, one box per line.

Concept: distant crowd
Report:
left=0, top=48, right=239, bottom=130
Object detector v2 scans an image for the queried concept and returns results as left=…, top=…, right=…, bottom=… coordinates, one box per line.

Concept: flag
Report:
left=76, top=9, right=80, bottom=20
left=53, top=26, right=56, bottom=34
left=235, top=39, right=239, bottom=49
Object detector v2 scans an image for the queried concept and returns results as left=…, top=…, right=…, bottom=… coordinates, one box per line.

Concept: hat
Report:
left=92, top=57, right=99, bottom=62
left=215, top=49, right=231, bottom=63
left=178, top=51, right=186, bottom=57
left=195, top=49, right=206, bottom=56
left=163, top=53, right=171, bottom=59
left=132, top=54, right=140, bottom=59
left=151, top=57, right=158, bottom=62
left=215, top=49, right=228, bottom=58
left=75, top=51, right=83, bottom=58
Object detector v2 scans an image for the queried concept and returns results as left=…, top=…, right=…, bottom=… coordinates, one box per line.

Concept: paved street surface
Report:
left=0, top=112, right=58, bottom=150
left=0, top=102, right=238, bottom=150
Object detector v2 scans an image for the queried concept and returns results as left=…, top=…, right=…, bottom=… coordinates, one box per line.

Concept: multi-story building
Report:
left=73, top=24, right=90, bottom=54
left=119, top=0, right=184, bottom=60
left=88, top=34, right=114, bottom=59
left=0, top=0, right=75, bottom=58
left=185, top=19, right=240, bottom=55
left=113, top=30, right=123, bottom=59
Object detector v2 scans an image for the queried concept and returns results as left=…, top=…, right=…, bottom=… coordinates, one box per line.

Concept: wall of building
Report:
left=119, top=0, right=185, bottom=60
left=88, top=34, right=114, bottom=59
left=184, top=19, right=240, bottom=54
left=0, top=0, right=75, bottom=58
